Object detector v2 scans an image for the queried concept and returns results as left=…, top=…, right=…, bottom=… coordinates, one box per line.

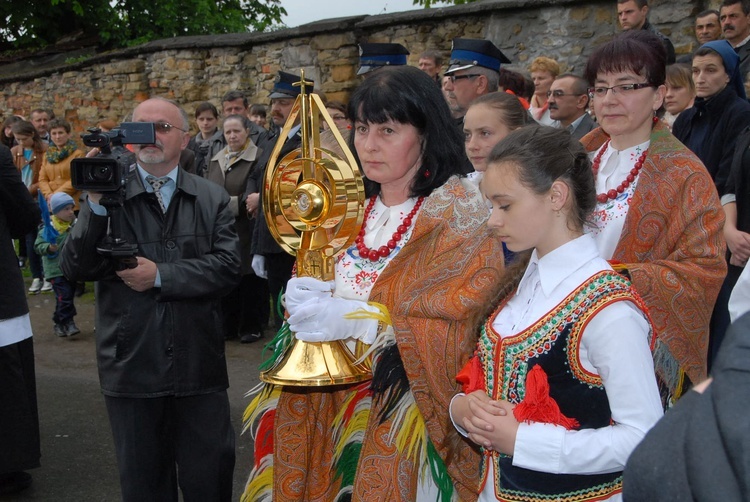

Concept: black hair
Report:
left=347, top=65, right=465, bottom=198
left=195, top=102, right=218, bottom=119
left=721, top=0, right=750, bottom=16
left=585, top=30, right=667, bottom=87
left=222, top=90, right=248, bottom=108
left=249, top=103, right=267, bottom=117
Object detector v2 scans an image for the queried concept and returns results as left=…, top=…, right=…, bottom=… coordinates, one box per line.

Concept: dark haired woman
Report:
left=452, top=125, right=662, bottom=501
left=580, top=30, right=726, bottom=405
left=10, top=120, right=47, bottom=291
left=243, top=66, right=505, bottom=501
left=2, top=115, right=22, bottom=148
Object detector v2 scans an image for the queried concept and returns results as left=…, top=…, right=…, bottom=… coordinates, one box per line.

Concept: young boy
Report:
left=35, top=192, right=79, bottom=337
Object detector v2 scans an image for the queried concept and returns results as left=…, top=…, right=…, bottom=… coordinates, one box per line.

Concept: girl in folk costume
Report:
left=242, top=66, right=505, bottom=501
left=451, top=125, right=663, bottom=501
left=580, top=30, right=726, bottom=404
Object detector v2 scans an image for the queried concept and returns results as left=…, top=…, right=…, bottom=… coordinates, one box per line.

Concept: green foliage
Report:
left=64, top=54, right=92, bottom=64
left=0, top=0, right=286, bottom=51
left=413, top=0, right=479, bottom=7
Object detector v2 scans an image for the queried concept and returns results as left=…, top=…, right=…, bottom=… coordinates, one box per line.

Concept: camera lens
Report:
left=88, top=165, right=114, bottom=183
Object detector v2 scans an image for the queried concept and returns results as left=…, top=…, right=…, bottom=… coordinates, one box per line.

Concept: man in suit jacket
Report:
left=548, top=74, right=597, bottom=141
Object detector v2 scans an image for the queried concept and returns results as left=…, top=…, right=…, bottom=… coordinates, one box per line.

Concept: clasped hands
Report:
left=285, top=277, right=380, bottom=344
left=451, top=390, right=520, bottom=456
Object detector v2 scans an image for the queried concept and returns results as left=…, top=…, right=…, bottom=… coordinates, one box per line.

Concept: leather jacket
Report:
left=60, top=166, right=241, bottom=397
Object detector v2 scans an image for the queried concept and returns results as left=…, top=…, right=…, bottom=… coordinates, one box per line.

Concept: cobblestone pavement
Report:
left=3, top=279, right=269, bottom=501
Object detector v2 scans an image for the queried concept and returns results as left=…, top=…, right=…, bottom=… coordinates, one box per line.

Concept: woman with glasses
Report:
left=580, top=30, right=726, bottom=407
left=321, top=100, right=351, bottom=131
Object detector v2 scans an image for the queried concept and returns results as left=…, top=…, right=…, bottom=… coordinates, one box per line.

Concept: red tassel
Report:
left=255, top=409, right=276, bottom=468
left=456, top=356, right=485, bottom=394
left=513, top=365, right=579, bottom=430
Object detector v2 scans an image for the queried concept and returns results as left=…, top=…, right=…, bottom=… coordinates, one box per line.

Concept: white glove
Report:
left=251, top=254, right=267, bottom=279
left=284, top=277, right=334, bottom=314
left=288, top=296, right=380, bottom=344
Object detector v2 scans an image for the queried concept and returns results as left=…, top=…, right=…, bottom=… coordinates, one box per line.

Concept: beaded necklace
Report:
left=591, top=139, right=648, bottom=203
left=355, top=195, right=424, bottom=262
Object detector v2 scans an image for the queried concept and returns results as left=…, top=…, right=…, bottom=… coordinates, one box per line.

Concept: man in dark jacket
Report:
left=249, top=71, right=308, bottom=336
left=0, top=144, right=42, bottom=496
left=61, top=98, right=241, bottom=502
left=617, top=0, right=676, bottom=63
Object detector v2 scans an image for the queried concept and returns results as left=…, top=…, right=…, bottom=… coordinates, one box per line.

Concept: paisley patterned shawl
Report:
left=269, top=176, right=505, bottom=501
left=581, top=122, right=726, bottom=390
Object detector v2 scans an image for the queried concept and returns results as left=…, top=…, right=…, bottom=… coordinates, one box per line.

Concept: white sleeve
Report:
left=512, top=301, right=663, bottom=475
left=729, top=264, right=750, bottom=324
left=449, top=393, right=469, bottom=437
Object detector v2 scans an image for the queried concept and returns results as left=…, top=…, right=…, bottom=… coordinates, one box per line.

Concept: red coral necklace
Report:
left=356, top=195, right=424, bottom=262
left=591, top=139, right=648, bottom=203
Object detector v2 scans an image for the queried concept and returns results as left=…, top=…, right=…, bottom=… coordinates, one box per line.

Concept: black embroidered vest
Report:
left=476, top=271, right=650, bottom=501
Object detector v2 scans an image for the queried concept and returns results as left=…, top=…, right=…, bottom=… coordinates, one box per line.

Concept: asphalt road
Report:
left=3, top=281, right=269, bottom=501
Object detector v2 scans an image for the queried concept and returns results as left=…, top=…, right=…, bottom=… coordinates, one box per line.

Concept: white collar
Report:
left=518, top=234, right=600, bottom=298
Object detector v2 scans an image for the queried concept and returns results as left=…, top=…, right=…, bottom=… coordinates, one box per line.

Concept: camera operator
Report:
left=60, top=98, right=241, bottom=502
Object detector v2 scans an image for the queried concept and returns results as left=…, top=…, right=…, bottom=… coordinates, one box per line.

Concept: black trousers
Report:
left=104, top=391, right=235, bottom=502
left=0, top=336, right=40, bottom=474
left=221, top=273, right=268, bottom=337
left=265, top=252, right=296, bottom=329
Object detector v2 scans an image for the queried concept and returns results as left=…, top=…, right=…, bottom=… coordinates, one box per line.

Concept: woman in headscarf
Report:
left=672, top=40, right=750, bottom=197
left=673, top=40, right=750, bottom=370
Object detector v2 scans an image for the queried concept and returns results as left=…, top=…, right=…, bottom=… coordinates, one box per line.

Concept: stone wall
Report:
left=0, top=0, right=710, bottom=135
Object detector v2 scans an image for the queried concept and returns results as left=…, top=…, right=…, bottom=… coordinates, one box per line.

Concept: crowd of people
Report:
left=2, top=0, right=750, bottom=500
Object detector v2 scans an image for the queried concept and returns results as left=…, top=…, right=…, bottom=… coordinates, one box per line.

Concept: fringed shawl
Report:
left=254, top=176, right=505, bottom=501
left=581, top=122, right=726, bottom=393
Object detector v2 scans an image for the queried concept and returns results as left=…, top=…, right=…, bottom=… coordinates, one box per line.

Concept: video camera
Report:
left=70, top=122, right=156, bottom=270
left=71, top=122, right=155, bottom=193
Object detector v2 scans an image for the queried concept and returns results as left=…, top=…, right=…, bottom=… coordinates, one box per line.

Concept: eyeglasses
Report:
left=154, top=122, right=188, bottom=133
left=546, top=90, right=585, bottom=98
left=449, top=74, right=480, bottom=83
left=588, top=83, right=654, bottom=98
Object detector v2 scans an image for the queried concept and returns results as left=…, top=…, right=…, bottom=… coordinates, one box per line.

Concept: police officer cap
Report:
left=269, top=71, right=314, bottom=99
left=445, top=38, right=510, bottom=74
left=357, top=43, right=410, bottom=75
